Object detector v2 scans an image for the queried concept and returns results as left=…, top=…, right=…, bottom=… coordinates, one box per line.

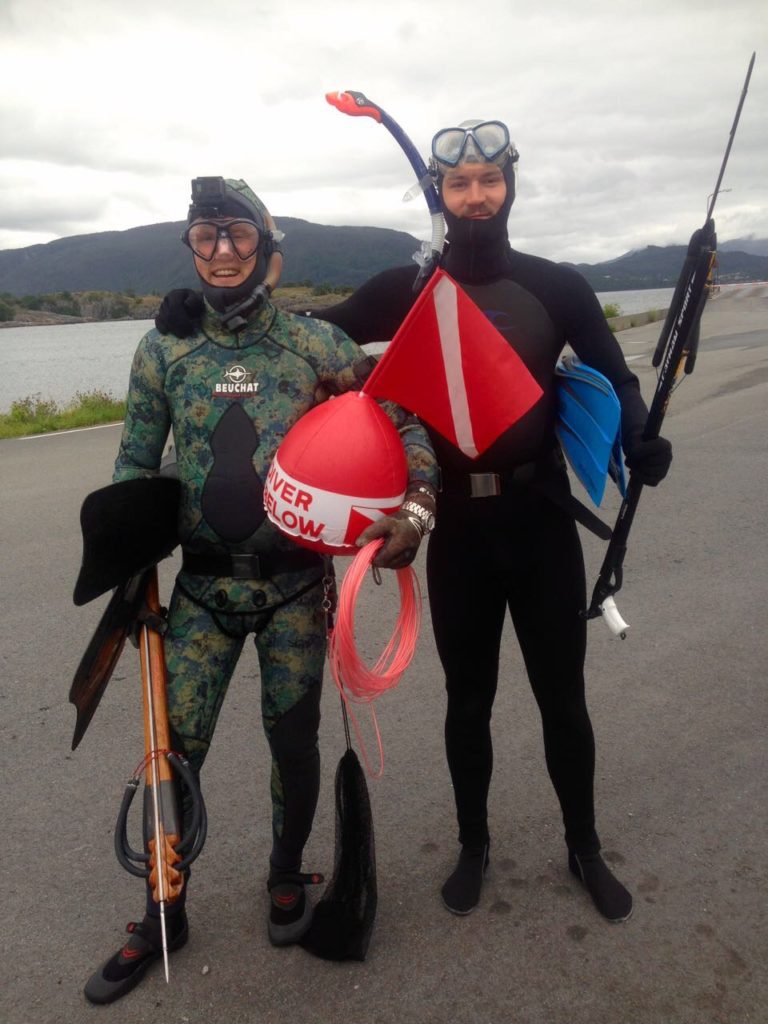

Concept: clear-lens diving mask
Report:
left=182, top=219, right=260, bottom=262
left=431, top=120, right=516, bottom=172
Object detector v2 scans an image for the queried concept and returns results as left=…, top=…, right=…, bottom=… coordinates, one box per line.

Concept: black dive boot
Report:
left=267, top=870, right=323, bottom=947
left=84, top=911, right=189, bottom=1004
left=568, top=851, right=633, bottom=922
left=441, top=843, right=490, bottom=915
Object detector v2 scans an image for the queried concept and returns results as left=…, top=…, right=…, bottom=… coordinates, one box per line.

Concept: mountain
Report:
left=565, top=244, right=768, bottom=292
left=1, top=222, right=766, bottom=297
left=718, top=237, right=768, bottom=257
left=0, top=217, right=421, bottom=297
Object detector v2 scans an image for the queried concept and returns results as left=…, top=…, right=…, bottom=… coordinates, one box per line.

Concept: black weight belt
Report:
left=182, top=549, right=324, bottom=579
left=440, top=455, right=612, bottom=541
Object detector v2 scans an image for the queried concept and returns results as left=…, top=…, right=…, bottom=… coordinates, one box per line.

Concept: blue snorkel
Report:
left=326, top=90, right=445, bottom=291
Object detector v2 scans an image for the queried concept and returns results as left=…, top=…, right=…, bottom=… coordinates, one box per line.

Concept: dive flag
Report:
left=361, top=269, right=543, bottom=458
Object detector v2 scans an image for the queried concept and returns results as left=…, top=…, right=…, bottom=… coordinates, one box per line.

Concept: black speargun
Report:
left=585, top=52, right=756, bottom=638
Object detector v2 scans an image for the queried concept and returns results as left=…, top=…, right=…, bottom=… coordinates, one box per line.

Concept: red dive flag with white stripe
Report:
left=361, top=269, right=543, bottom=458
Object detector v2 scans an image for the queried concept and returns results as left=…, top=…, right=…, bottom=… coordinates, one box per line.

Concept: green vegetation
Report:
left=0, top=290, right=160, bottom=324
left=602, top=302, right=622, bottom=318
left=0, top=390, right=125, bottom=439
left=0, top=284, right=358, bottom=325
left=310, top=283, right=354, bottom=297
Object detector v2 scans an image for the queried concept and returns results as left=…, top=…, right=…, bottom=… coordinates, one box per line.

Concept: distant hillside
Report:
left=0, top=218, right=420, bottom=297
left=719, top=237, right=768, bottom=257
left=566, top=244, right=768, bottom=292
left=1, top=220, right=766, bottom=296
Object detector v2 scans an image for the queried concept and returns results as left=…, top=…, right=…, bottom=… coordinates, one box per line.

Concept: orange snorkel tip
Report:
left=325, top=90, right=383, bottom=123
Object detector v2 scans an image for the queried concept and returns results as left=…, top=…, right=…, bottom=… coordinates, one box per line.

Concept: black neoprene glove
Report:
left=624, top=429, right=673, bottom=486
left=155, top=289, right=205, bottom=337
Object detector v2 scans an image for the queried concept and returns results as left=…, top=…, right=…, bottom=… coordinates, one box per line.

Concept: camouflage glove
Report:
left=356, top=511, right=423, bottom=569
left=155, top=289, right=205, bottom=337
left=624, top=429, right=673, bottom=486
left=357, top=487, right=436, bottom=569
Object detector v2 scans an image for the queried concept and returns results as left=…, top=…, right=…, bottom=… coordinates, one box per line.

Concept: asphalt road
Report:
left=1, top=291, right=766, bottom=1024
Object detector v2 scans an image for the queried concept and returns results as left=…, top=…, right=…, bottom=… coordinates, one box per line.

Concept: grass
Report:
left=0, top=390, right=125, bottom=439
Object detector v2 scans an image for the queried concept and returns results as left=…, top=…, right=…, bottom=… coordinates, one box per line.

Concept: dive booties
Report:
left=267, top=869, right=323, bottom=947
left=441, top=842, right=490, bottom=915
left=83, top=910, right=189, bottom=1005
left=568, top=851, right=633, bottom=922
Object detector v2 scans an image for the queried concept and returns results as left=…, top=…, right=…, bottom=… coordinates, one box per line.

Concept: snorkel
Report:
left=326, top=90, right=445, bottom=290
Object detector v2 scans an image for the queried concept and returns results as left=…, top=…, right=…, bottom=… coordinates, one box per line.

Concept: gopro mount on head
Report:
left=189, top=176, right=229, bottom=220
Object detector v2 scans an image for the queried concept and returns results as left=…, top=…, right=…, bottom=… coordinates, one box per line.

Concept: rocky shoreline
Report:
left=0, top=311, right=111, bottom=329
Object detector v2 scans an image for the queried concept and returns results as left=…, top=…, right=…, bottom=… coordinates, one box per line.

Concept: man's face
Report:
left=441, top=162, right=507, bottom=220
left=190, top=217, right=258, bottom=287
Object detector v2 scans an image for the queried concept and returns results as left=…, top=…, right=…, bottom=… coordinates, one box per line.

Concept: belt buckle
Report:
left=469, top=472, right=501, bottom=498
left=231, top=554, right=260, bottom=579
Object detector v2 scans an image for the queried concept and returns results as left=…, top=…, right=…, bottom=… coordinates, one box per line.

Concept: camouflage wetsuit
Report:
left=114, top=299, right=437, bottom=875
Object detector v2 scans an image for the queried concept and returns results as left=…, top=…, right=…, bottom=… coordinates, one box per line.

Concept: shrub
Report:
left=603, top=302, right=622, bottom=319
left=8, top=394, right=59, bottom=424
left=0, top=390, right=125, bottom=439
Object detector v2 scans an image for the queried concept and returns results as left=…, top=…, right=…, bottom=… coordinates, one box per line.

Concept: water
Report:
left=0, top=288, right=675, bottom=414
left=0, top=319, right=152, bottom=413
left=595, top=287, right=674, bottom=315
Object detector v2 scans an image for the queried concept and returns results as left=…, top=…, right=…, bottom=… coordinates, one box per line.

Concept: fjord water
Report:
left=0, top=319, right=153, bottom=413
left=0, top=287, right=675, bottom=413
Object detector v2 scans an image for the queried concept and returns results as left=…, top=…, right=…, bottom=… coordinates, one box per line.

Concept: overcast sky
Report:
left=0, top=0, right=765, bottom=265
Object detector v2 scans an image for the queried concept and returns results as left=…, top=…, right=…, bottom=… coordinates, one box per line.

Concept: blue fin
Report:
left=555, top=356, right=625, bottom=505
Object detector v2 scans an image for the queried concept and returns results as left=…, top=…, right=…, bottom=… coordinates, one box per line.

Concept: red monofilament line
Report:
left=131, top=748, right=172, bottom=779
left=328, top=539, right=422, bottom=776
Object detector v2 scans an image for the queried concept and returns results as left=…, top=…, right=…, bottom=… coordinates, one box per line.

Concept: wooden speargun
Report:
left=113, top=567, right=207, bottom=981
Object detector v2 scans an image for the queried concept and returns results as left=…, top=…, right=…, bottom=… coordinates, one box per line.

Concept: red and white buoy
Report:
left=264, top=391, right=408, bottom=556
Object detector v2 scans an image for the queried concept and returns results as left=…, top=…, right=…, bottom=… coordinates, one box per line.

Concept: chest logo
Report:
left=213, top=365, right=260, bottom=398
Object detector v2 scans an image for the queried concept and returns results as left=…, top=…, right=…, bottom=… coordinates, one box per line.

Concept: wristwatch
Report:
left=400, top=500, right=436, bottom=536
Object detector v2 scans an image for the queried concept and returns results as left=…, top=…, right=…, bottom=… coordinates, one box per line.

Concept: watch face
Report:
left=424, top=513, right=436, bottom=532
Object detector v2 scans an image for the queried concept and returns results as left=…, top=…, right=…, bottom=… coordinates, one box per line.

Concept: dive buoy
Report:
left=264, top=392, right=407, bottom=555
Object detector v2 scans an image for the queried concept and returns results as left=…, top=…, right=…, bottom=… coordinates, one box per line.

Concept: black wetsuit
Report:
left=310, top=237, right=649, bottom=855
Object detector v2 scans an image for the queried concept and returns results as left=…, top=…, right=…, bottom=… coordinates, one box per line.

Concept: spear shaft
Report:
left=141, top=622, right=170, bottom=981
left=139, top=568, right=184, bottom=982
left=585, top=52, right=756, bottom=635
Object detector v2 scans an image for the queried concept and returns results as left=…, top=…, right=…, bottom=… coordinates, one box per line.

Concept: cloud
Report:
left=0, top=0, right=764, bottom=263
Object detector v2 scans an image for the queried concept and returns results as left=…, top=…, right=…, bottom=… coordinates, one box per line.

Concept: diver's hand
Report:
left=624, top=430, right=672, bottom=486
left=155, top=289, right=205, bottom=337
left=357, top=511, right=423, bottom=569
